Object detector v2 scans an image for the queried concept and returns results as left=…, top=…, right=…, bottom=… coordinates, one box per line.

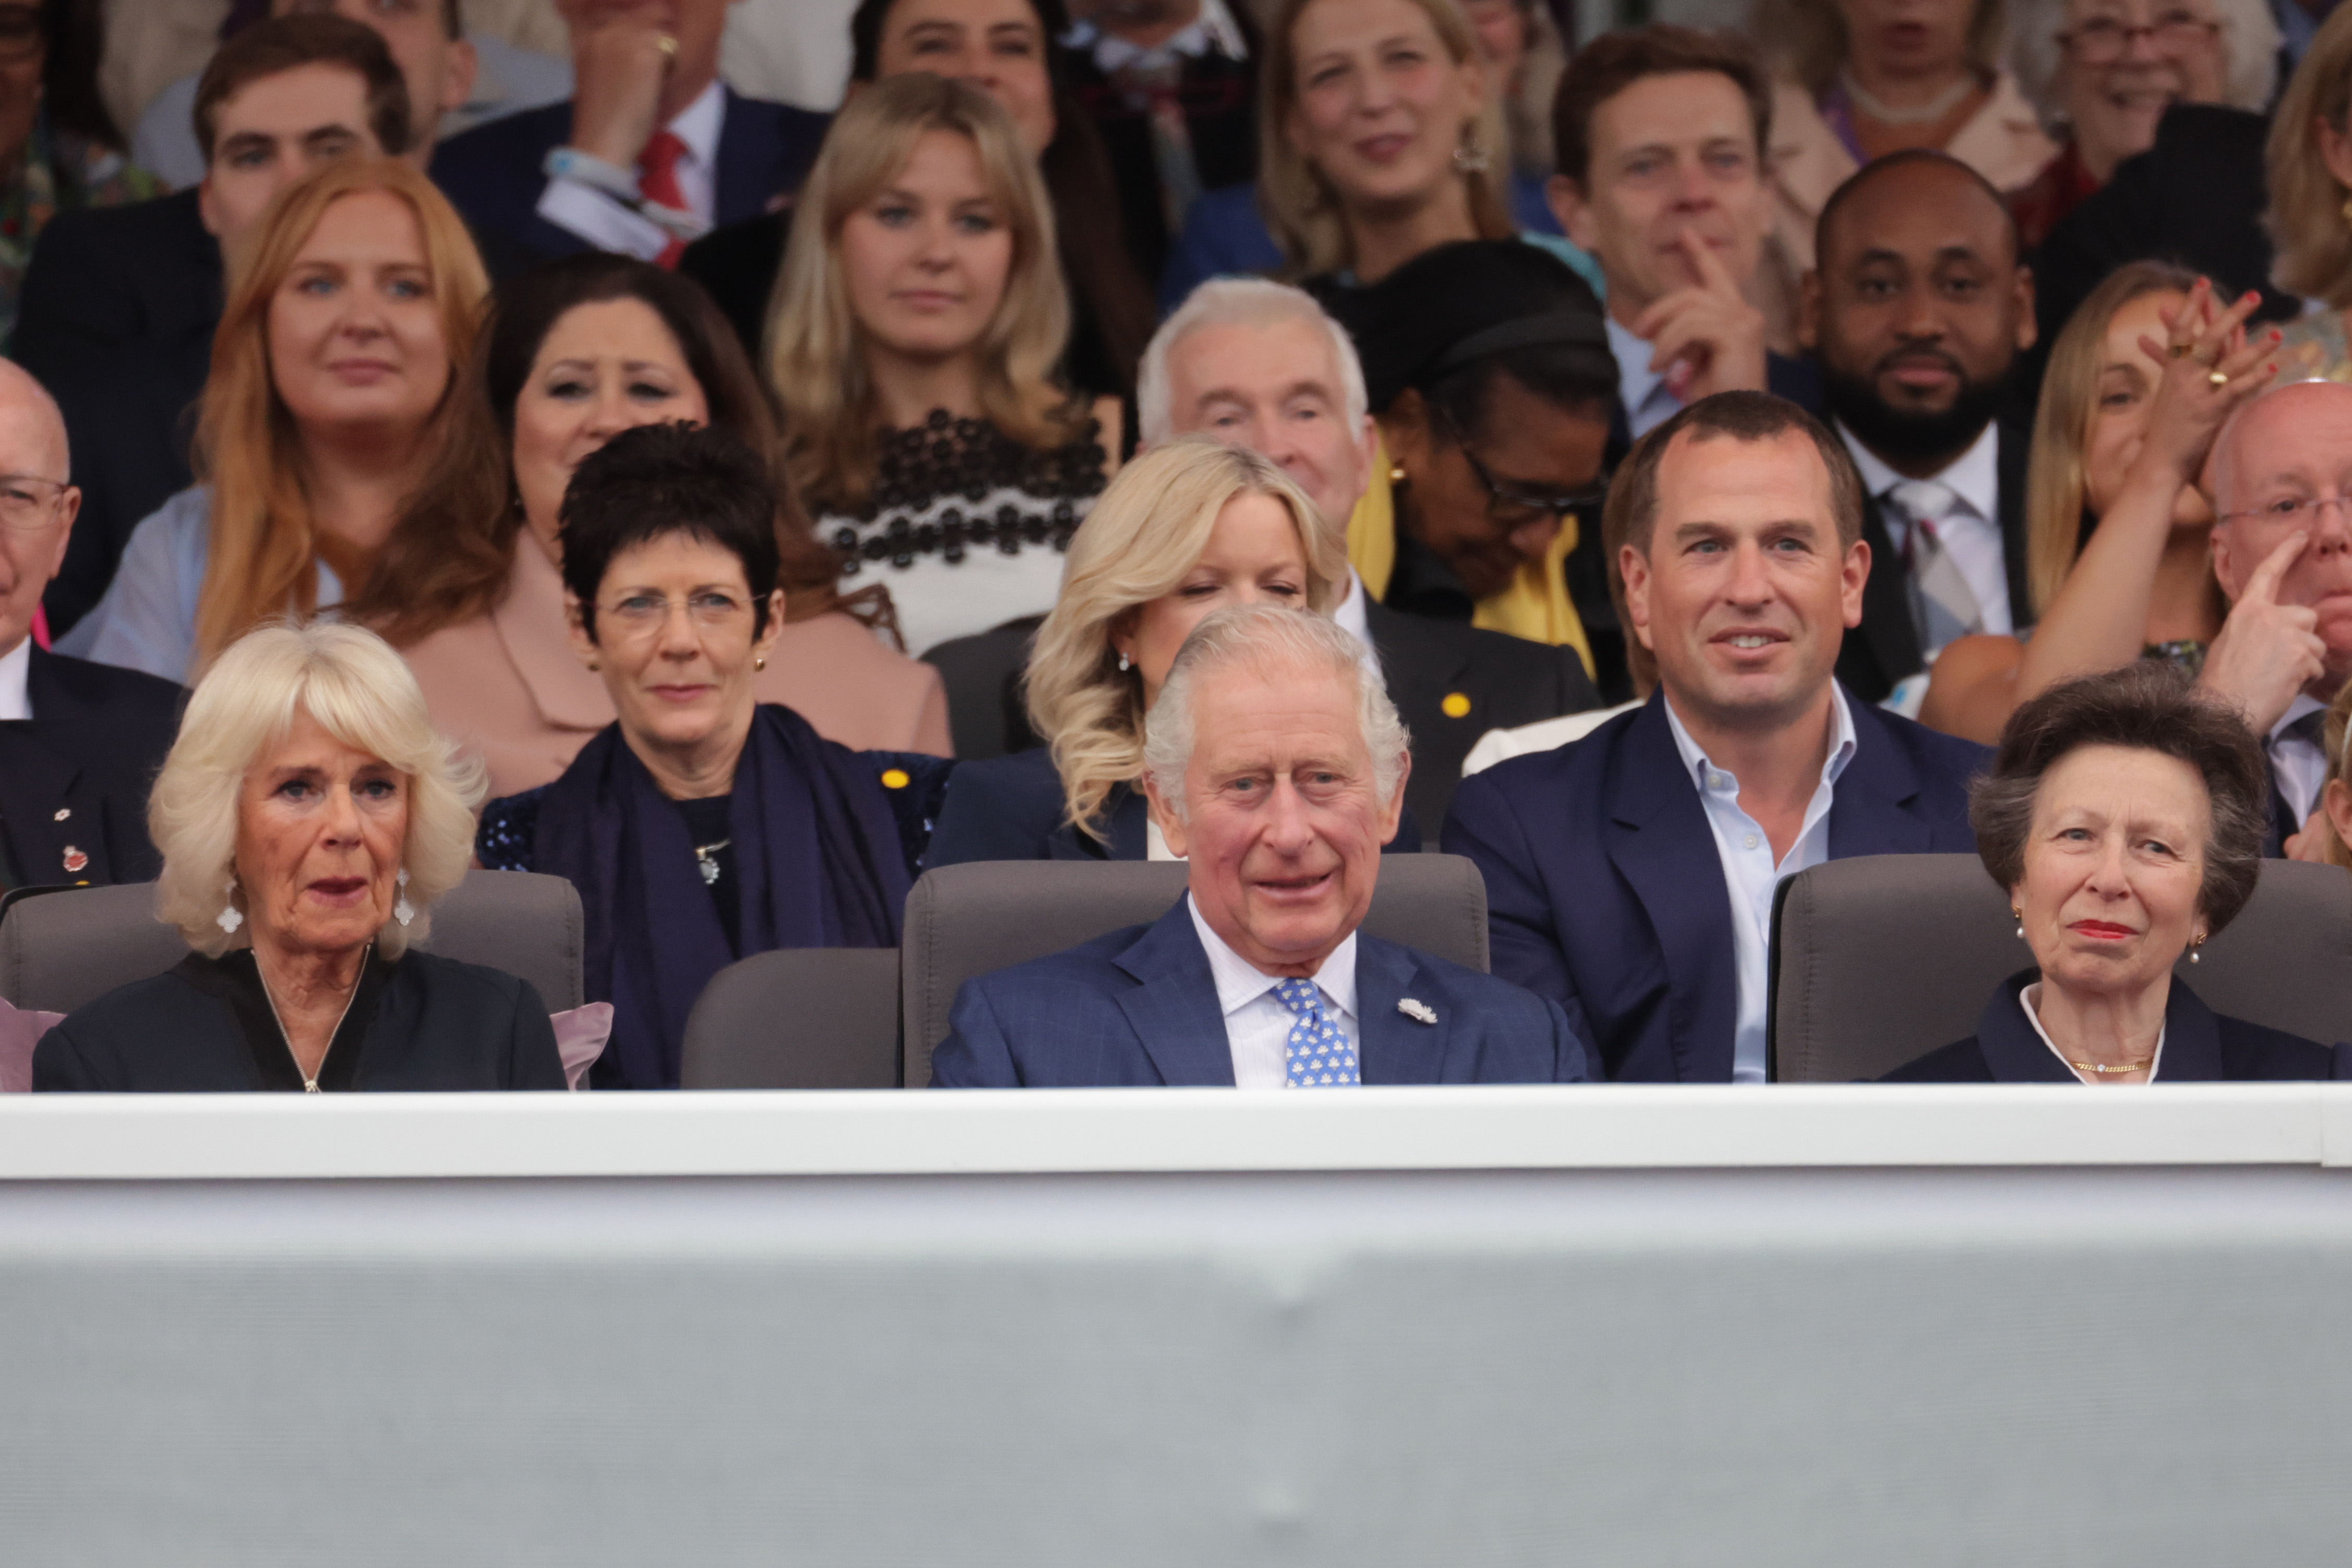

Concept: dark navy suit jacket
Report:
left=1441, top=687, right=1988, bottom=1082
left=1882, top=970, right=2352, bottom=1081
left=931, top=894, right=1590, bottom=1086
left=428, top=90, right=828, bottom=265
left=0, top=646, right=184, bottom=889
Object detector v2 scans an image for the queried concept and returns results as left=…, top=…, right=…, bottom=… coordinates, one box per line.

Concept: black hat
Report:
left=1325, top=240, right=1616, bottom=413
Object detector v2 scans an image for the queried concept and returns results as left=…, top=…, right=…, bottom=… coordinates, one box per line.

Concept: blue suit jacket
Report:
left=931, top=895, right=1591, bottom=1086
left=1441, top=688, right=1989, bottom=1083
left=428, top=90, right=828, bottom=264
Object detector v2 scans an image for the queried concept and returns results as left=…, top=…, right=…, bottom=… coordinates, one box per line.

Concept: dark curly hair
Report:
left=559, top=423, right=781, bottom=645
left=1971, top=662, right=2270, bottom=937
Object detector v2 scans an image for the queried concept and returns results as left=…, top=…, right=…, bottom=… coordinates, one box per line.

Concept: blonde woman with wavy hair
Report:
left=60, top=158, right=486, bottom=684
left=2266, top=6, right=2352, bottom=376
left=35, top=620, right=566, bottom=1093
left=768, top=72, right=1116, bottom=657
left=930, top=437, right=1377, bottom=863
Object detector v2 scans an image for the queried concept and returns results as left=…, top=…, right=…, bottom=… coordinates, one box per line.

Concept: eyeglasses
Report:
left=1438, top=413, right=1606, bottom=531
left=598, top=589, right=751, bottom=637
left=2219, top=494, right=2352, bottom=526
left=0, top=475, right=69, bottom=533
left=2059, top=13, right=2220, bottom=64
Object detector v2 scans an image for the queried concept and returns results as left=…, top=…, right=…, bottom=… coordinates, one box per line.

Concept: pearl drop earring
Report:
left=216, top=878, right=243, bottom=936
left=393, top=867, right=414, bottom=928
left=2011, top=906, right=2023, bottom=940
left=1117, top=651, right=1131, bottom=673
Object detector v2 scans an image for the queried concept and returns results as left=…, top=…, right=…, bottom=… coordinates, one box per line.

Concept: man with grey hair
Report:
left=0, top=362, right=183, bottom=891
left=1142, top=275, right=1600, bottom=829
left=930, top=604, right=1590, bottom=1088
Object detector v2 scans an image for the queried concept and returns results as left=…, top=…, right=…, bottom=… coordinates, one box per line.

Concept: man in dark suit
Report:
left=429, top=0, right=825, bottom=267
left=932, top=604, right=1588, bottom=1087
left=0, top=363, right=184, bottom=893
left=1143, top=275, right=1601, bottom=829
left=1443, top=391, right=1987, bottom=1083
left=17, top=14, right=414, bottom=639
left=1801, top=151, right=2039, bottom=706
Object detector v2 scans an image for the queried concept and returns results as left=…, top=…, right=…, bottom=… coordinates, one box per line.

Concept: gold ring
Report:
left=656, top=31, right=678, bottom=57
left=2168, top=342, right=2195, bottom=359
left=2209, top=369, right=2230, bottom=387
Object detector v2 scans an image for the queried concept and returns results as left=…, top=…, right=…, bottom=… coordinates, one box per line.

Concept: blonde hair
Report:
left=150, top=619, right=488, bottom=959
left=2266, top=2, right=2352, bottom=306
left=769, top=73, right=1080, bottom=515
left=2023, top=259, right=2198, bottom=618
left=1024, top=438, right=1346, bottom=838
left=1258, top=0, right=1515, bottom=280
left=2008, top=0, right=2275, bottom=132
left=2319, top=675, right=2352, bottom=869
left=194, top=159, right=488, bottom=676
left=1751, top=0, right=2009, bottom=97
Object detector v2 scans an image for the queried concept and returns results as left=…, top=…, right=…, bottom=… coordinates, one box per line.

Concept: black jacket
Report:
left=0, top=646, right=184, bottom=890
left=1834, top=418, right=2034, bottom=705
left=1062, top=27, right=1259, bottom=285
left=35, top=946, right=567, bottom=1092
left=15, top=190, right=220, bottom=637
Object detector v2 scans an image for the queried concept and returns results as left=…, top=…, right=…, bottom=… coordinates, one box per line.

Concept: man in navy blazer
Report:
left=429, top=0, right=827, bottom=267
left=933, top=605, right=1589, bottom=1088
left=1443, top=391, right=1987, bottom=1083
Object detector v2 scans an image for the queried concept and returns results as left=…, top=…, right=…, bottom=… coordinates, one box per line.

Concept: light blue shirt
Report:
left=1661, top=686, right=1858, bottom=1083
left=57, top=487, right=343, bottom=683
left=1606, top=316, right=1681, bottom=440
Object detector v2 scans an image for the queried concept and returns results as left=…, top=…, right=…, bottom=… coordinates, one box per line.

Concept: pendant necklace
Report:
left=693, top=839, right=731, bottom=888
left=1839, top=67, right=1977, bottom=126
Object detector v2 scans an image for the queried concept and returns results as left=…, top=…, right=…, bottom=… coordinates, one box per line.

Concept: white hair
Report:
left=1142, top=603, right=1410, bottom=818
left=1137, top=277, right=1371, bottom=448
left=148, top=619, right=487, bottom=959
left=2008, top=0, right=2278, bottom=131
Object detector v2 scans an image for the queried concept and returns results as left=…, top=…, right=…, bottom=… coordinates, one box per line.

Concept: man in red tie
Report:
left=430, top=0, right=829, bottom=268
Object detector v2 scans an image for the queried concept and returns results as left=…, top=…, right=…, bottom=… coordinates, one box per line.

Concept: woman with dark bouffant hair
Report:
left=352, top=252, right=950, bottom=798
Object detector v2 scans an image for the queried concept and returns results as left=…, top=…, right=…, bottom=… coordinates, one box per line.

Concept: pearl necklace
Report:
left=1839, top=67, right=1978, bottom=127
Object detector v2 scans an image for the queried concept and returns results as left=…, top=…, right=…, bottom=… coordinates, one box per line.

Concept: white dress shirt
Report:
left=1606, top=317, right=1682, bottom=440
left=0, top=636, right=30, bottom=719
left=1187, top=894, right=1360, bottom=1088
left=2269, top=692, right=2330, bottom=829
left=2019, top=981, right=2167, bottom=1084
left=1838, top=421, right=2013, bottom=643
left=1663, top=687, right=1859, bottom=1083
left=538, top=80, right=724, bottom=261
left=1332, top=566, right=1373, bottom=654
left=1065, top=0, right=1250, bottom=71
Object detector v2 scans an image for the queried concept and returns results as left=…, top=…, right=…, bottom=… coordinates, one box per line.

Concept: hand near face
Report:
left=2198, top=531, right=2325, bottom=735
left=1630, top=229, right=1767, bottom=403
left=563, top=0, right=678, bottom=168
left=2130, top=280, right=2276, bottom=487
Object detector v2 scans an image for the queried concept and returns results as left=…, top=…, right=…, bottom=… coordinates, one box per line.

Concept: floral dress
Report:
left=0, top=114, right=162, bottom=352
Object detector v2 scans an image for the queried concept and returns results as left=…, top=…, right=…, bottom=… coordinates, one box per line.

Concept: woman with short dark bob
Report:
left=476, top=422, right=940, bottom=1090
left=1886, top=662, right=2351, bottom=1083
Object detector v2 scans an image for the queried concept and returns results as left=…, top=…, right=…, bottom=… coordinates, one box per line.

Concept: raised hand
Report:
left=1630, top=229, right=1768, bottom=404
left=2199, top=531, right=2326, bottom=735
left=2133, top=278, right=2278, bottom=487
left=565, top=6, right=678, bottom=171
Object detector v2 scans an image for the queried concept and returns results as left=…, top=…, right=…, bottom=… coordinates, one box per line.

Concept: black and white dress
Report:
left=819, top=410, right=1108, bottom=655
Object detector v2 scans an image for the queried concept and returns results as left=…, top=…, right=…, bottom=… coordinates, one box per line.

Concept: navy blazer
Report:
left=429, top=90, right=828, bottom=265
left=926, top=745, right=1422, bottom=865
left=0, top=646, right=185, bottom=889
left=931, top=894, right=1591, bottom=1086
left=1882, top=970, right=2352, bottom=1081
left=1441, top=687, right=1989, bottom=1082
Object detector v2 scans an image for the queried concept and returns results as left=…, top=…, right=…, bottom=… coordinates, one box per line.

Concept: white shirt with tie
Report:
left=1187, top=894, right=1360, bottom=1088
left=2269, top=692, right=2330, bottom=830
left=1838, top=420, right=2013, bottom=648
left=1662, top=687, right=1859, bottom=1084
left=538, top=80, right=724, bottom=261
left=0, top=637, right=29, bottom=720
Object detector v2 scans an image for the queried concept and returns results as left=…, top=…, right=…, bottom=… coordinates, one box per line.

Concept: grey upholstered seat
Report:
left=1768, top=853, right=2352, bottom=1082
left=899, top=855, right=1491, bottom=1088
left=680, top=949, right=902, bottom=1088
left=0, top=870, right=586, bottom=1014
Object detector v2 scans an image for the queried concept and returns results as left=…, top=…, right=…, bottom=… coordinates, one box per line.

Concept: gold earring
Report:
left=755, top=655, right=766, bottom=671
left=584, top=656, right=599, bottom=671
left=2011, top=906, right=2024, bottom=939
left=1388, top=463, right=1407, bottom=484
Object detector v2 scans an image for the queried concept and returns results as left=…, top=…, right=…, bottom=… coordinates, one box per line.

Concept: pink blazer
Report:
left=402, top=537, right=952, bottom=799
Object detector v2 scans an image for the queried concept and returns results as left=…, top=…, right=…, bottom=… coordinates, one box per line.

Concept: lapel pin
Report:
left=60, top=845, right=88, bottom=875
left=52, top=807, right=69, bottom=821
left=1397, top=998, right=1437, bottom=1025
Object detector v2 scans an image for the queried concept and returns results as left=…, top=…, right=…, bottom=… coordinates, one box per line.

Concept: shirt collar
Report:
left=1187, top=891, right=1358, bottom=1020
left=665, top=80, right=725, bottom=168
left=1331, top=567, right=1374, bottom=655
left=1605, top=316, right=1669, bottom=426
left=1837, top=418, right=2001, bottom=525
left=0, top=636, right=28, bottom=721
left=2272, top=690, right=2328, bottom=745
left=2020, top=980, right=2166, bottom=1083
left=1067, top=0, right=1249, bottom=70
left=1659, top=682, right=1859, bottom=795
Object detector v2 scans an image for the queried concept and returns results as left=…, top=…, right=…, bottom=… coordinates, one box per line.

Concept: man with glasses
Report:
left=1445, top=391, right=1986, bottom=1082
left=0, top=362, right=182, bottom=892
left=2206, top=378, right=2352, bottom=853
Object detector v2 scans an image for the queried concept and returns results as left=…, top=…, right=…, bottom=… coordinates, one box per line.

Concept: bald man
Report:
left=2203, top=379, right=2352, bottom=854
left=0, top=363, right=183, bottom=893
left=1799, top=151, right=2037, bottom=708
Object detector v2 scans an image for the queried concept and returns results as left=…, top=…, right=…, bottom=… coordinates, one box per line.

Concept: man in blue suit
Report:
left=932, top=604, right=1589, bottom=1088
left=429, top=0, right=826, bottom=267
left=1443, top=391, right=1987, bottom=1083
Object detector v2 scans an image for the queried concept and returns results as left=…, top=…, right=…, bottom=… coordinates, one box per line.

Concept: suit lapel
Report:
left=1354, top=936, right=1450, bottom=1084
left=1112, top=899, right=1239, bottom=1086
left=0, top=727, right=96, bottom=886
left=1975, top=972, right=2076, bottom=1082
left=1994, top=421, right=2033, bottom=629
left=1605, top=698, right=1738, bottom=1083
left=1826, top=699, right=1934, bottom=857
left=713, top=91, right=782, bottom=227
left=2154, top=979, right=2225, bottom=1081
left=1843, top=494, right=1924, bottom=702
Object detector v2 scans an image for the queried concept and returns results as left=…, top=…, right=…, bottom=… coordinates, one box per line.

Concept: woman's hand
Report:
left=2132, top=279, right=2278, bottom=488
left=2198, top=531, right=2326, bottom=735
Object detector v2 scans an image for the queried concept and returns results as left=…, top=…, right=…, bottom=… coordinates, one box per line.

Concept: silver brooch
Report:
left=1397, top=998, right=1437, bottom=1025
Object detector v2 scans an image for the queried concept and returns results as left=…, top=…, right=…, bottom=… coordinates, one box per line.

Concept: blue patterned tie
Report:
left=1274, top=978, right=1359, bottom=1087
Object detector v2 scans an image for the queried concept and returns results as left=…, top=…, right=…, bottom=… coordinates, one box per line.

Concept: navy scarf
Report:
left=533, top=705, right=910, bottom=1088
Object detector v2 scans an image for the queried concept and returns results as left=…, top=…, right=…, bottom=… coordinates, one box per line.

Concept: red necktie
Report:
left=638, top=129, right=689, bottom=269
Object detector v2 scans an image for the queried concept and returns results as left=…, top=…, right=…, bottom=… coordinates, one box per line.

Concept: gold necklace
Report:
left=2067, top=1056, right=2154, bottom=1075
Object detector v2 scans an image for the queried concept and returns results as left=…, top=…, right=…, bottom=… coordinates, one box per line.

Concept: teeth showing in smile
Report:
left=1728, top=634, right=1771, bottom=649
